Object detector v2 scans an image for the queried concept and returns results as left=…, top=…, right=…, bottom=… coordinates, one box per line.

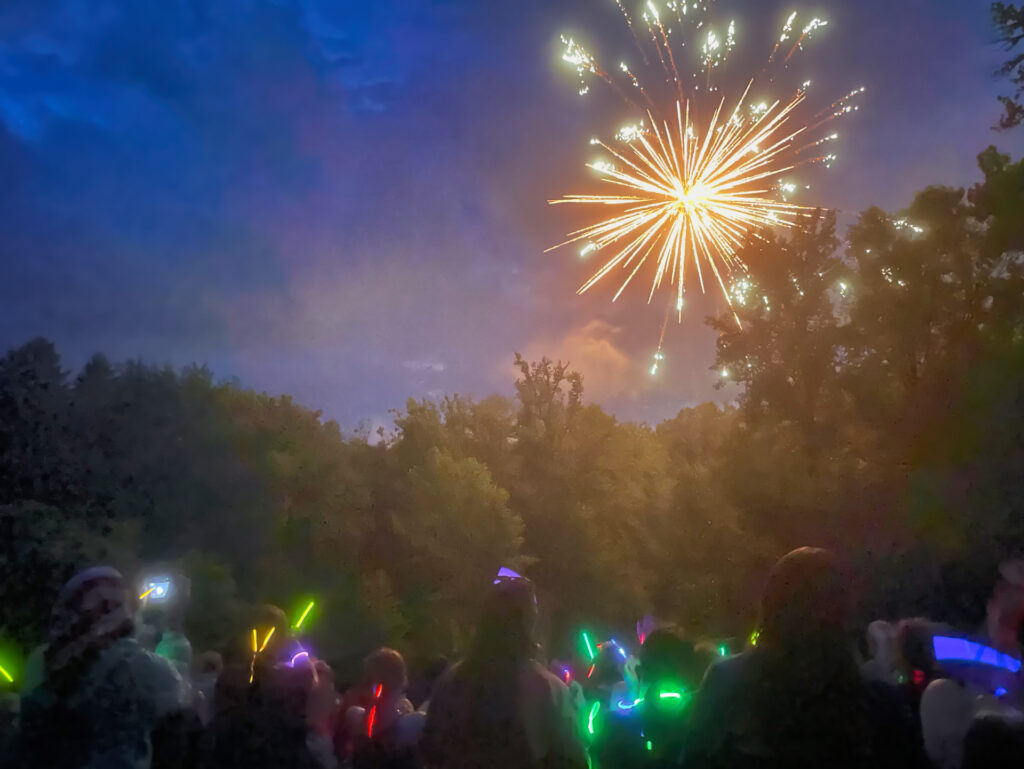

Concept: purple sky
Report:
left=1, top=0, right=1022, bottom=429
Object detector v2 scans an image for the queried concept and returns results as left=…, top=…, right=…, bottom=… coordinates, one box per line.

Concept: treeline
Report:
left=1, top=148, right=1023, bottom=673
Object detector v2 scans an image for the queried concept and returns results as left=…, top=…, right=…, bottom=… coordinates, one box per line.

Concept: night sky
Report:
left=2, top=0, right=1022, bottom=429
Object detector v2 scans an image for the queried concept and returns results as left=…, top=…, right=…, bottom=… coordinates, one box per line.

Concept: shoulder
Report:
left=115, top=639, right=188, bottom=709
left=523, top=661, right=571, bottom=701
left=685, top=651, right=755, bottom=755
left=526, top=660, right=565, bottom=686
left=700, top=651, right=754, bottom=696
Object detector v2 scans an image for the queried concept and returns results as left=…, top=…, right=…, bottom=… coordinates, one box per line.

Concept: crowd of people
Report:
left=2, top=547, right=1023, bottom=768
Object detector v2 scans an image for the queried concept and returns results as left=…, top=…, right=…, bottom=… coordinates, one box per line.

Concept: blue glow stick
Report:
left=932, top=636, right=1022, bottom=673
left=610, top=638, right=628, bottom=660
left=616, top=696, right=644, bottom=711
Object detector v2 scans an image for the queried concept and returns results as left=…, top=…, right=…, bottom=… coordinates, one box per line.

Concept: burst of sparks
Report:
left=551, top=5, right=864, bottom=367
left=551, top=93, right=814, bottom=313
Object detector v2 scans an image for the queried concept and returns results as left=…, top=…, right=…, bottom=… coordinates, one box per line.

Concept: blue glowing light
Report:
left=616, top=697, right=644, bottom=711
left=494, top=567, right=524, bottom=584
left=932, top=636, right=1022, bottom=673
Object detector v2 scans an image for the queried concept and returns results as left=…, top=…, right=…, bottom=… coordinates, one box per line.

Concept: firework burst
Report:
left=549, top=2, right=864, bottom=373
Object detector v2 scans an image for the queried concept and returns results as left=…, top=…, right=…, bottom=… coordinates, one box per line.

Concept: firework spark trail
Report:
left=616, top=0, right=651, bottom=67
left=646, top=1, right=685, bottom=101
left=642, top=5, right=672, bottom=81
left=551, top=4, right=864, bottom=370
left=769, top=12, right=798, bottom=63
left=785, top=17, right=828, bottom=62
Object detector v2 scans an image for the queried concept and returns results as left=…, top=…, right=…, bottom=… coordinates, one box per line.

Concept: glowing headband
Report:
left=493, top=567, right=524, bottom=584
left=932, top=636, right=1022, bottom=673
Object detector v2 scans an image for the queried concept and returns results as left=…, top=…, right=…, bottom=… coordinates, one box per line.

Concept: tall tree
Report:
left=710, top=212, right=845, bottom=458
left=993, top=3, right=1024, bottom=129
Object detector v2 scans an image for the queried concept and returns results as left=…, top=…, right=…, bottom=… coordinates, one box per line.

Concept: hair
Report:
left=749, top=547, right=872, bottom=764
left=365, top=648, right=408, bottom=693
left=640, top=626, right=708, bottom=691
left=45, top=567, right=134, bottom=697
left=431, top=578, right=538, bottom=759
left=464, top=578, right=537, bottom=672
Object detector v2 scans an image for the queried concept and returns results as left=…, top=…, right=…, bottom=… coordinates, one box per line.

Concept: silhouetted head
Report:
left=467, top=576, right=537, bottom=668
left=47, top=566, right=133, bottom=675
left=365, top=647, right=408, bottom=693
left=758, top=547, right=849, bottom=650
left=640, top=626, right=707, bottom=691
left=750, top=549, right=869, bottom=762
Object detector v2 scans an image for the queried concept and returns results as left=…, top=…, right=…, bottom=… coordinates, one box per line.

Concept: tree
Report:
left=993, top=3, right=1024, bottom=129
left=0, top=339, right=73, bottom=507
left=710, top=212, right=846, bottom=459
left=393, top=448, right=528, bottom=652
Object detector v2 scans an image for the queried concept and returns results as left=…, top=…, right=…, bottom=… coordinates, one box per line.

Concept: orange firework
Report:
left=550, top=3, right=863, bottom=372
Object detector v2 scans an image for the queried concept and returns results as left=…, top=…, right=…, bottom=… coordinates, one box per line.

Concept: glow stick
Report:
left=582, top=631, right=596, bottom=661
left=0, top=665, right=12, bottom=683
left=932, top=636, right=1022, bottom=673
left=587, top=701, right=600, bottom=735
left=616, top=697, right=644, bottom=711
left=139, top=587, right=155, bottom=601
left=294, top=601, right=315, bottom=630
left=610, top=638, right=628, bottom=659
left=659, top=691, right=683, bottom=700
left=367, top=683, right=383, bottom=737
left=250, top=628, right=258, bottom=654
left=259, top=626, right=276, bottom=653
left=289, top=651, right=310, bottom=667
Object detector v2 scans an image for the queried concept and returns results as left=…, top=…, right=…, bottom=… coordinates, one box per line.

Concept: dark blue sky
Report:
left=1, top=0, right=1021, bottom=428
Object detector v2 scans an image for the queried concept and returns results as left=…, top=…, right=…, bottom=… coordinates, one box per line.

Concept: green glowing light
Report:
left=587, top=701, right=600, bottom=735
left=0, top=665, right=13, bottom=683
left=582, top=631, right=596, bottom=661
left=294, top=601, right=315, bottom=630
left=646, top=740, right=653, bottom=751
left=659, top=691, right=684, bottom=700
left=718, top=645, right=728, bottom=657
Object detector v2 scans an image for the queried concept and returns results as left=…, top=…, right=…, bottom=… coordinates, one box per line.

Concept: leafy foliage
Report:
left=993, top=3, right=1024, bottom=128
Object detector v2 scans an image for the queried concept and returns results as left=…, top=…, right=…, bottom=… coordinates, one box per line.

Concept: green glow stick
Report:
left=587, top=701, right=600, bottom=735
left=659, top=691, right=683, bottom=700
left=582, top=631, right=596, bottom=661
left=0, top=665, right=12, bottom=683
left=646, top=740, right=653, bottom=751
left=294, top=600, right=315, bottom=630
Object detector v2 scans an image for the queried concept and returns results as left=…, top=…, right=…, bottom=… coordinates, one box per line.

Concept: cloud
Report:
left=403, top=360, right=446, bottom=372
left=517, top=319, right=634, bottom=404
